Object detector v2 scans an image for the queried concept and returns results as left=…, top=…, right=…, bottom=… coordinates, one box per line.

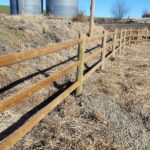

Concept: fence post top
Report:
left=79, top=32, right=86, bottom=40
left=103, top=30, right=108, bottom=35
left=103, top=30, right=107, bottom=33
left=79, top=32, right=85, bottom=36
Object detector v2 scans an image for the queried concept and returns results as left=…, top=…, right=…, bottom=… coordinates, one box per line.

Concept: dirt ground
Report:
left=0, top=15, right=150, bottom=150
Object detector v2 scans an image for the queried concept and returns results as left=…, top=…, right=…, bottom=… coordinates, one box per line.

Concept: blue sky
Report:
left=1, top=0, right=150, bottom=18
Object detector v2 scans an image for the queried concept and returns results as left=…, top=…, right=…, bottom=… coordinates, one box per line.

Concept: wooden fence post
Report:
left=123, top=29, right=126, bottom=49
left=146, top=29, right=148, bottom=42
left=142, top=29, right=144, bottom=42
left=119, top=29, right=123, bottom=53
left=101, top=31, right=107, bottom=70
left=112, top=29, right=117, bottom=58
left=129, top=29, right=132, bottom=45
left=76, top=33, right=86, bottom=96
left=137, top=29, right=139, bottom=43
left=101, top=30, right=105, bottom=45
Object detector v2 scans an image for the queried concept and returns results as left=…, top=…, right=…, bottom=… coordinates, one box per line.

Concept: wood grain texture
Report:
left=112, top=29, right=117, bottom=58
left=0, top=28, right=148, bottom=150
left=0, top=81, right=80, bottom=150
left=0, top=62, right=80, bottom=113
left=101, top=31, right=107, bottom=70
left=86, top=34, right=104, bottom=42
left=76, top=33, right=86, bottom=96
left=0, top=39, right=82, bottom=67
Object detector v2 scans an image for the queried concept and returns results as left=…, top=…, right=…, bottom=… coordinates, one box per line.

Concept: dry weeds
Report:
left=0, top=15, right=149, bottom=150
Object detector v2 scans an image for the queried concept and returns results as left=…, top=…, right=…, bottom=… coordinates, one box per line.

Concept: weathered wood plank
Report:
left=0, top=28, right=147, bottom=150
left=129, top=29, right=132, bottom=45
left=119, top=29, right=123, bottom=53
left=84, top=47, right=104, bottom=62
left=146, top=29, right=148, bottom=42
left=112, top=29, right=117, bottom=58
left=86, top=34, right=104, bottom=42
left=76, top=33, right=86, bottom=96
left=137, top=29, right=140, bottom=43
left=0, top=40, right=82, bottom=67
left=101, top=31, right=107, bottom=70
left=0, top=81, right=80, bottom=150
left=123, top=29, right=127, bottom=49
left=83, top=47, right=120, bottom=81
left=0, top=62, right=80, bottom=113
left=107, top=32, right=115, bottom=36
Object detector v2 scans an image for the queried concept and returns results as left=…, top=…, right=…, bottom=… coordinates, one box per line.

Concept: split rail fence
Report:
left=0, top=28, right=149, bottom=150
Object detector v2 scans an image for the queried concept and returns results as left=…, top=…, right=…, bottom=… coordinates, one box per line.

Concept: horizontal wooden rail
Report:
left=0, top=28, right=149, bottom=150
left=83, top=48, right=120, bottom=81
left=130, top=39, right=148, bottom=42
left=0, top=61, right=80, bottom=113
left=107, top=32, right=115, bottom=36
left=117, top=31, right=121, bottom=34
left=0, top=39, right=82, bottom=68
left=0, top=32, right=115, bottom=68
left=86, top=34, right=104, bottom=42
left=84, top=39, right=121, bottom=63
left=106, top=42, right=114, bottom=49
left=139, top=30, right=147, bottom=33
left=127, top=34, right=130, bottom=37
left=1, top=29, right=148, bottom=68
left=131, top=34, right=147, bottom=37
left=84, top=47, right=120, bottom=81
left=106, top=47, right=119, bottom=60
left=85, top=47, right=104, bottom=62
left=132, top=29, right=138, bottom=32
left=83, top=61, right=103, bottom=81
left=0, top=81, right=80, bottom=150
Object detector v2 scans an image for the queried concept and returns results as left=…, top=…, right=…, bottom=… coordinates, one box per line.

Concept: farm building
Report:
left=142, top=14, right=150, bottom=18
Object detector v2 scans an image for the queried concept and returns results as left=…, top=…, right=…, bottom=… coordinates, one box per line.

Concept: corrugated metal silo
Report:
left=10, top=0, right=18, bottom=15
left=46, top=0, right=79, bottom=18
left=10, top=0, right=43, bottom=15
left=17, top=0, right=22, bottom=14
left=24, top=0, right=43, bottom=15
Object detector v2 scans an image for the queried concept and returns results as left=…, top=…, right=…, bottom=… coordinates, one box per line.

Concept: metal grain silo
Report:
left=17, top=0, right=22, bottom=14
left=10, top=0, right=18, bottom=15
left=25, top=0, right=43, bottom=15
left=46, top=0, right=79, bottom=18
left=17, top=0, right=43, bottom=15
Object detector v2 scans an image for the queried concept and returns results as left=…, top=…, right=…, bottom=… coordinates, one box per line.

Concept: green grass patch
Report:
left=0, top=5, right=10, bottom=14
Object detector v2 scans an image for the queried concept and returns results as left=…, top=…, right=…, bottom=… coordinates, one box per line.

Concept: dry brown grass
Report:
left=0, top=15, right=149, bottom=150
left=10, top=97, right=129, bottom=150
left=72, top=13, right=88, bottom=22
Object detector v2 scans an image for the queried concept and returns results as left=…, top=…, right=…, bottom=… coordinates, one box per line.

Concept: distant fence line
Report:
left=0, top=28, right=149, bottom=150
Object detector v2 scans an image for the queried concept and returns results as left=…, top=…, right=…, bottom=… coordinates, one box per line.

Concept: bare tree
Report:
left=110, top=1, right=129, bottom=19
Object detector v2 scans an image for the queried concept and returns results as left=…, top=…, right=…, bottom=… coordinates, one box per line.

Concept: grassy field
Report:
left=0, top=5, right=9, bottom=14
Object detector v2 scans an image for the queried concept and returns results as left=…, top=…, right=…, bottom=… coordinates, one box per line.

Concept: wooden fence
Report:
left=0, top=28, right=149, bottom=150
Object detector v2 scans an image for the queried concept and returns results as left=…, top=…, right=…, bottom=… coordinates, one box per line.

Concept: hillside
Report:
left=0, top=5, right=9, bottom=14
left=0, top=15, right=150, bottom=150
